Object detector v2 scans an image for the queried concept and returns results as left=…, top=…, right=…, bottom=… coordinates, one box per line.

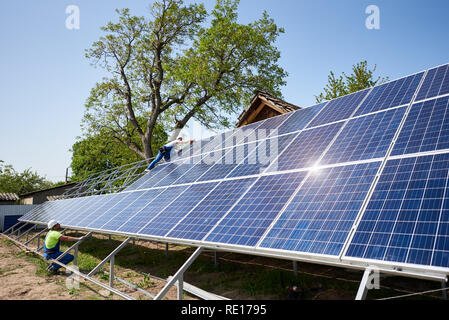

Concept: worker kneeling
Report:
left=44, top=220, right=81, bottom=274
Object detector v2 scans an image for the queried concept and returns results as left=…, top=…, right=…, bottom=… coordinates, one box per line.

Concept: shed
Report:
left=236, top=90, right=301, bottom=127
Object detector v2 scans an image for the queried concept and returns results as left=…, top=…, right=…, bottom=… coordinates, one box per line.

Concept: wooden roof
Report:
left=236, top=90, right=300, bottom=127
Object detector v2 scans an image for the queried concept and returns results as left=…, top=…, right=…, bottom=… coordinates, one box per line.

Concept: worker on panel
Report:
left=145, top=137, right=195, bottom=172
left=44, top=220, right=81, bottom=274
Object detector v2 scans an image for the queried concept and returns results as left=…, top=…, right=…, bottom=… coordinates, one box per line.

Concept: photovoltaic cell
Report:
left=354, top=72, right=424, bottom=116
left=307, top=89, right=369, bottom=128
left=154, top=156, right=203, bottom=187
left=60, top=195, right=104, bottom=226
left=260, top=162, right=380, bottom=256
left=320, top=107, right=406, bottom=165
left=100, top=189, right=165, bottom=231
left=391, top=96, right=449, bottom=156
left=275, top=102, right=327, bottom=136
left=416, top=64, right=449, bottom=101
left=138, top=182, right=218, bottom=237
left=197, top=143, right=258, bottom=181
left=86, top=191, right=144, bottom=229
left=71, top=193, right=130, bottom=228
left=117, top=186, right=186, bottom=234
left=205, top=172, right=307, bottom=247
left=345, top=154, right=449, bottom=268
left=227, top=133, right=297, bottom=178
left=170, top=150, right=229, bottom=185
left=137, top=161, right=183, bottom=189
left=268, top=122, right=343, bottom=172
left=167, top=178, right=256, bottom=241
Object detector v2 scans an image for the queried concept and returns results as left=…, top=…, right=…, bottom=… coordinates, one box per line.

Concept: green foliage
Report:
left=83, top=0, right=287, bottom=159
left=70, top=124, right=167, bottom=181
left=315, top=61, right=389, bottom=103
left=0, top=160, right=55, bottom=195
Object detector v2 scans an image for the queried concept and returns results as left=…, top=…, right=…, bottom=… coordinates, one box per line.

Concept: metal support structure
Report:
left=110, top=255, right=115, bottom=287
left=24, top=227, right=47, bottom=246
left=14, top=223, right=30, bottom=238
left=88, top=237, right=131, bottom=277
left=3, top=221, right=23, bottom=235
left=0, top=231, right=134, bottom=300
left=17, top=224, right=37, bottom=242
left=356, top=268, right=375, bottom=300
left=214, top=251, right=220, bottom=267
left=442, top=281, right=448, bottom=300
left=293, top=261, right=298, bottom=277
left=47, top=232, right=92, bottom=270
left=155, top=247, right=204, bottom=300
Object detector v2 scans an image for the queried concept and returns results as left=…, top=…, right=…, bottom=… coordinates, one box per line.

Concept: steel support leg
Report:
left=25, top=227, right=47, bottom=246
left=214, top=251, right=219, bottom=267
left=155, top=247, right=204, bottom=300
left=356, top=268, right=374, bottom=300
left=178, top=274, right=183, bottom=300
left=442, top=281, right=448, bottom=300
left=88, top=237, right=131, bottom=277
left=110, top=255, right=115, bottom=288
left=293, top=261, right=298, bottom=277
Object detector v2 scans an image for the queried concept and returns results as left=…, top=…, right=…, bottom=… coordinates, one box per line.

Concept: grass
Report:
left=2, top=235, right=444, bottom=300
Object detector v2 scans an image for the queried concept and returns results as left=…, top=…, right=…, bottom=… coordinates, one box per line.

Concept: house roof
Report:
left=236, top=90, right=301, bottom=127
left=0, top=193, right=20, bottom=201
left=19, top=182, right=77, bottom=198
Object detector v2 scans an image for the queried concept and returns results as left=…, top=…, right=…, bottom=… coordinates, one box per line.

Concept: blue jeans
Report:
left=147, top=146, right=172, bottom=170
left=44, top=252, right=74, bottom=271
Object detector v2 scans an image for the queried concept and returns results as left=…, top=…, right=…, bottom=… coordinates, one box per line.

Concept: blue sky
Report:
left=0, top=0, right=448, bottom=182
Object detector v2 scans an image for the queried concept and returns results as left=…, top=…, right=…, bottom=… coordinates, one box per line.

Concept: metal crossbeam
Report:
left=88, top=237, right=131, bottom=277
left=155, top=247, right=204, bottom=300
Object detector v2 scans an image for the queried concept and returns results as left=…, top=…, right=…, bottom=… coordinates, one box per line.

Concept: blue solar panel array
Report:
left=391, top=96, right=449, bottom=156
left=354, top=73, right=424, bottom=116
left=345, top=154, right=449, bottom=268
left=19, top=63, right=449, bottom=273
left=260, top=162, right=380, bottom=256
left=416, top=64, right=449, bottom=102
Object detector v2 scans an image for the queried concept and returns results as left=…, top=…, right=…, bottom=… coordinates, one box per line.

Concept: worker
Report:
left=145, top=137, right=195, bottom=171
left=44, top=220, right=81, bottom=274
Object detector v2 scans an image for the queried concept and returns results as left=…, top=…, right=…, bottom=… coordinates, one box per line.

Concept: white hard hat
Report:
left=48, top=220, right=59, bottom=229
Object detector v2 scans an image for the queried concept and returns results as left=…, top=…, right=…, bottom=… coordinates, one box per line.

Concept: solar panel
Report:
left=195, top=144, right=255, bottom=182
left=345, top=153, right=449, bottom=267
left=227, top=133, right=298, bottom=178
left=138, top=182, right=218, bottom=237
left=307, top=89, right=369, bottom=128
left=117, top=186, right=186, bottom=234
left=260, top=161, right=380, bottom=256
left=354, top=72, right=424, bottom=116
left=18, top=63, right=449, bottom=279
left=391, top=96, right=449, bottom=156
left=204, top=171, right=307, bottom=247
left=267, top=122, right=343, bottom=172
left=71, top=192, right=131, bottom=228
left=275, top=102, right=328, bottom=136
left=320, top=107, right=406, bottom=165
left=100, top=188, right=165, bottom=231
left=87, top=191, right=147, bottom=229
left=167, top=178, right=256, bottom=241
left=416, top=64, right=449, bottom=101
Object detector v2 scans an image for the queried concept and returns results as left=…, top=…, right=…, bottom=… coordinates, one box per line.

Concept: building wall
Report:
left=0, top=205, right=37, bottom=231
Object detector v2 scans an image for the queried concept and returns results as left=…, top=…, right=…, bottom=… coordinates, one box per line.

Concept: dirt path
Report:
left=0, top=237, right=103, bottom=300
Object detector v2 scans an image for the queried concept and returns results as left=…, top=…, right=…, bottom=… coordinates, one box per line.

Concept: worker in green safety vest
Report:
left=44, top=220, right=81, bottom=274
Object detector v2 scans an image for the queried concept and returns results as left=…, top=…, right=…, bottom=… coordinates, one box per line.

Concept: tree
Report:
left=315, top=61, right=389, bottom=103
left=83, top=0, right=287, bottom=160
left=0, top=160, right=55, bottom=195
left=70, top=125, right=167, bottom=181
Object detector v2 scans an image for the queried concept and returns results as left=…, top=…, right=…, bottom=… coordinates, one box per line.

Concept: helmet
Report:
left=48, top=220, right=59, bottom=229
